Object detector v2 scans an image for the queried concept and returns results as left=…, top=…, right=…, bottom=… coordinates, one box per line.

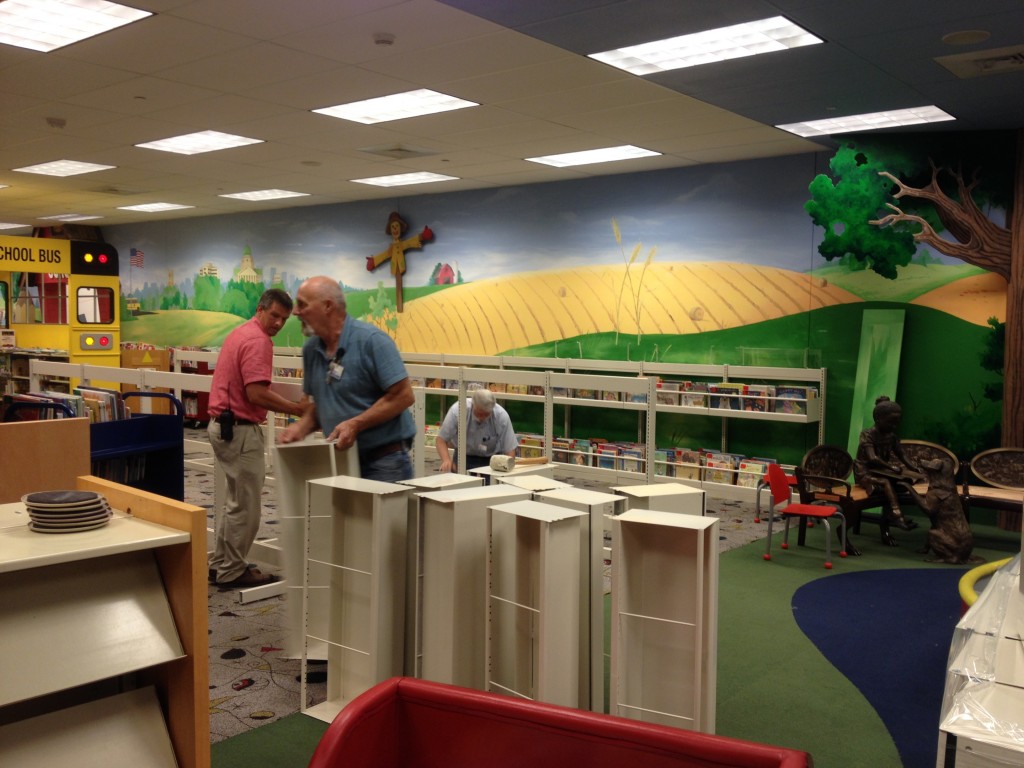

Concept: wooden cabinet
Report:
left=0, top=472, right=209, bottom=768
left=611, top=509, right=719, bottom=733
left=300, top=475, right=412, bottom=723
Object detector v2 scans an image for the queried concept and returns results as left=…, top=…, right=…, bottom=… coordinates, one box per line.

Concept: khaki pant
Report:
left=208, top=420, right=266, bottom=583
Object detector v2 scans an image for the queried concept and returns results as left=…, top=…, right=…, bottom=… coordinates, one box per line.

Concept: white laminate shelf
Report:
left=0, top=504, right=188, bottom=709
left=0, top=504, right=189, bottom=573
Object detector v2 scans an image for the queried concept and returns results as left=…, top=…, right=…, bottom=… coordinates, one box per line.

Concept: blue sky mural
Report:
left=106, top=154, right=831, bottom=292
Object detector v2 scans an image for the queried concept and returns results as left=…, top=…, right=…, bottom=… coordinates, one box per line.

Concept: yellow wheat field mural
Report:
left=377, top=262, right=861, bottom=355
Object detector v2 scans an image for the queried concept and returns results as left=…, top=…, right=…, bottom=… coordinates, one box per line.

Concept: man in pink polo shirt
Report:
left=208, top=288, right=305, bottom=587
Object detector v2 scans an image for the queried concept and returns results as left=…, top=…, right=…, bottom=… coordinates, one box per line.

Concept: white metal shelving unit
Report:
left=300, top=475, right=412, bottom=723
left=486, top=499, right=589, bottom=708
left=415, top=483, right=531, bottom=690
left=611, top=509, right=719, bottom=733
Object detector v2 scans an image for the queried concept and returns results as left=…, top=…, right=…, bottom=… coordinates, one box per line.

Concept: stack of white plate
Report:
left=22, top=490, right=112, bottom=534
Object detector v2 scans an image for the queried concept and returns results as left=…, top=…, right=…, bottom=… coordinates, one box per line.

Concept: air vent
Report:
left=91, top=185, right=146, bottom=196
left=358, top=144, right=439, bottom=160
left=935, top=44, right=1024, bottom=79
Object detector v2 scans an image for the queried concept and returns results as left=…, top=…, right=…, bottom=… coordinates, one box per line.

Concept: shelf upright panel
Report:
left=611, top=481, right=706, bottom=516
left=301, top=475, right=412, bottom=723
left=535, top=487, right=627, bottom=712
left=415, top=484, right=531, bottom=690
left=486, top=499, right=588, bottom=708
left=611, top=510, right=719, bottom=733
left=397, top=472, right=483, bottom=677
left=272, top=439, right=338, bottom=658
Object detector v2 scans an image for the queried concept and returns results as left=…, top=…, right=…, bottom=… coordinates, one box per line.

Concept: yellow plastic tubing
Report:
left=959, top=557, right=1013, bottom=608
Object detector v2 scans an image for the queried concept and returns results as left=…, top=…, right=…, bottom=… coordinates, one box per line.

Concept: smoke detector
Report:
left=374, top=32, right=395, bottom=46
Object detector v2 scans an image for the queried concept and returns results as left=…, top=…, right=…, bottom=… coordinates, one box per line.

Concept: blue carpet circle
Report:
left=791, top=568, right=964, bottom=768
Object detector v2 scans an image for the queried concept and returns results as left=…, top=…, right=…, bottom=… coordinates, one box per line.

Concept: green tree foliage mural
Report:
left=193, top=275, right=223, bottom=311
left=806, top=131, right=1023, bottom=445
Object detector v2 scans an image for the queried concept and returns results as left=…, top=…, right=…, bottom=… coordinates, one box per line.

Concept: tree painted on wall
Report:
left=192, top=275, right=223, bottom=312
left=806, top=130, right=1023, bottom=445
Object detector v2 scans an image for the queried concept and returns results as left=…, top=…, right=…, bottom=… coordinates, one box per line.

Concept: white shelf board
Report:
left=0, top=687, right=177, bottom=768
left=0, top=549, right=185, bottom=707
left=0, top=505, right=189, bottom=574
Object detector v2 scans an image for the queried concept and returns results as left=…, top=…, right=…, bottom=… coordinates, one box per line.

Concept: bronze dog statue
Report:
left=906, top=457, right=982, bottom=564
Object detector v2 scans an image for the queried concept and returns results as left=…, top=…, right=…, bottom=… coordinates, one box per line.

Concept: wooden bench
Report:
left=961, top=447, right=1024, bottom=531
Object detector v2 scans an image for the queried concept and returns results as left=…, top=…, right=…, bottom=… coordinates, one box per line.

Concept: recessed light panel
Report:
left=350, top=172, right=459, bottom=187
left=589, top=16, right=822, bottom=75
left=135, top=131, right=263, bottom=155
left=0, top=0, right=151, bottom=53
left=0, top=222, right=28, bottom=230
left=526, top=145, right=661, bottom=168
left=14, top=160, right=115, bottom=176
left=314, top=89, right=478, bottom=124
left=776, top=106, right=955, bottom=137
left=40, top=213, right=102, bottom=221
left=219, top=189, right=310, bottom=201
left=117, top=203, right=195, bottom=212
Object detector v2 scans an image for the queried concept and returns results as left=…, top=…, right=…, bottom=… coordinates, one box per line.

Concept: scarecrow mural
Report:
left=366, top=211, right=434, bottom=312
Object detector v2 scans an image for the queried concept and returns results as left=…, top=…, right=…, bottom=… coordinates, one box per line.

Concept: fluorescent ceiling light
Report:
left=0, top=0, right=151, bottom=53
left=14, top=159, right=115, bottom=176
left=313, top=89, right=478, bottom=124
left=219, top=189, right=310, bottom=201
left=0, top=222, right=28, bottom=230
left=351, top=172, right=459, bottom=188
left=526, top=145, right=661, bottom=168
left=776, top=106, right=956, bottom=137
left=135, top=130, right=263, bottom=155
left=40, top=213, right=102, bottom=221
left=589, top=16, right=822, bottom=75
left=117, top=202, right=195, bottom=212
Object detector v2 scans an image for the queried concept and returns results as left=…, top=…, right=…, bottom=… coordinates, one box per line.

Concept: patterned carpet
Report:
left=186, top=430, right=770, bottom=743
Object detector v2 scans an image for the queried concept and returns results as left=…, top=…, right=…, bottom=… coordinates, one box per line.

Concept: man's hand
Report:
left=439, top=458, right=454, bottom=473
left=327, top=420, right=358, bottom=451
left=279, top=423, right=304, bottom=444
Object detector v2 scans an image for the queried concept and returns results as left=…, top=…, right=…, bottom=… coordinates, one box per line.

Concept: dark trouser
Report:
left=465, top=454, right=491, bottom=471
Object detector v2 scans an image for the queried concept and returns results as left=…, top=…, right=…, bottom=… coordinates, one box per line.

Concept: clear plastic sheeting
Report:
left=939, top=554, right=1024, bottom=760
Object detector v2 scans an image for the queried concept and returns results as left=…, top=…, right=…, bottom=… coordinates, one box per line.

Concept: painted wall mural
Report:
left=104, top=132, right=1013, bottom=460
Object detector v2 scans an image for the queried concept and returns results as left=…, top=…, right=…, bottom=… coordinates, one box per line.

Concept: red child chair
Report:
left=763, top=461, right=847, bottom=568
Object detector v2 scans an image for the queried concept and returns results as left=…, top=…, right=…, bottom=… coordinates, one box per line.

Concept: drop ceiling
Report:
left=0, top=0, right=1021, bottom=229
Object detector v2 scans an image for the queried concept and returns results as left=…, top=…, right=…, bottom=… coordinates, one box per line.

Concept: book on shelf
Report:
left=571, top=438, right=594, bottom=466
left=488, top=382, right=508, bottom=394
left=506, top=383, right=529, bottom=395
left=703, top=458, right=738, bottom=485
left=517, top=434, right=544, bottom=459
left=425, top=377, right=443, bottom=389
left=672, top=448, right=702, bottom=480
left=679, top=381, right=709, bottom=407
left=619, top=444, right=645, bottom=473
left=773, top=385, right=818, bottom=414
left=595, top=442, right=620, bottom=470
left=736, top=459, right=769, bottom=488
left=552, top=437, right=573, bottom=464
left=601, top=390, right=620, bottom=402
left=653, top=448, right=673, bottom=477
left=551, top=385, right=569, bottom=397
left=709, top=382, right=747, bottom=410
left=424, top=423, right=439, bottom=448
left=655, top=380, right=680, bottom=405
left=627, top=391, right=648, bottom=403
left=572, top=387, right=598, bottom=399
left=742, top=384, right=775, bottom=413
left=74, top=385, right=127, bottom=422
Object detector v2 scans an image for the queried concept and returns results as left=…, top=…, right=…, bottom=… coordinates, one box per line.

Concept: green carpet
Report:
left=212, top=516, right=1019, bottom=768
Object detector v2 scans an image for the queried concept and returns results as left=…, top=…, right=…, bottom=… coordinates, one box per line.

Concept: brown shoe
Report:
left=218, top=568, right=277, bottom=588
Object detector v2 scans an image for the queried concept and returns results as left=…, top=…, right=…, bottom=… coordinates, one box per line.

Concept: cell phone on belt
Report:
left=218, top=408, right=235, bottom=441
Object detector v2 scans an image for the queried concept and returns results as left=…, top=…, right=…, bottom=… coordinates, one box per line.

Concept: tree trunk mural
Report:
left=870, top=129, right=1024, bottom=446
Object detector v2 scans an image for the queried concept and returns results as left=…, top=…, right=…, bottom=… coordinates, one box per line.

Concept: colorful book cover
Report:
left=655, top=380, right=680, bottom=405
left=654, top=448, right=673, bottom=477
left=737, top=459, right=768, bottom=488
left=774, top=385, right=810, bottom=414
left=679, top=381, right=709, bottom=408
left=672, top=448, right=702, bottom=480
left=704, top=457, right=738, bottom=485
left=620, top=446, right=644, bottom=473
left=742, top=384, right=775, bottom=412
left=709, top=382, right=747, bottom=410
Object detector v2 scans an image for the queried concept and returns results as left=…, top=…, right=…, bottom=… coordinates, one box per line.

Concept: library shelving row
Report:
left=406, top=356, right=825, bottom=502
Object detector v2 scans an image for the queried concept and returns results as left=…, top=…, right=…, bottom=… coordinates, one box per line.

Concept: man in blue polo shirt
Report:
left=279, top=275, right=415, bottom=482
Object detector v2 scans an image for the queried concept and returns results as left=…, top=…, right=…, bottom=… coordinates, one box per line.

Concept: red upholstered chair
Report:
left=307, top=677, right=812, bottom=768
left=763, top=461, right=847, bottom=569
